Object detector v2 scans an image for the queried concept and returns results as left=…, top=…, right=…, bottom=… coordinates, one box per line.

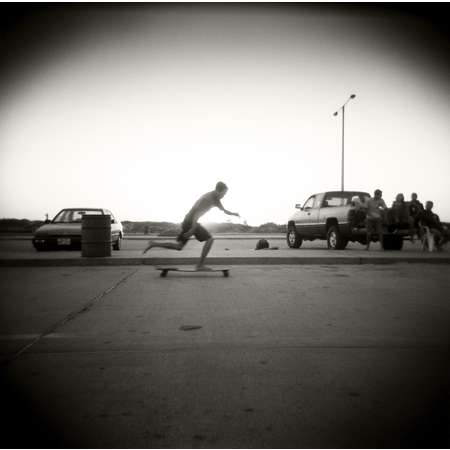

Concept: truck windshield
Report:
left=323, top=192, right=369, bottom=207
left=324, top=195, right=349, bottom=207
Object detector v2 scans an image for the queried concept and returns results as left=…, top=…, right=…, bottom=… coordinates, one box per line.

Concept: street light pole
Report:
left=334, top=94, right=356, bottom=192
left=341, top=105, right=345, bottom=192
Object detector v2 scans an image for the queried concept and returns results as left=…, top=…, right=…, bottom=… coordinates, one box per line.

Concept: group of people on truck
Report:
left=352, top=189, right=448, bottom=251
left=140, top=181, right=447, bottom=267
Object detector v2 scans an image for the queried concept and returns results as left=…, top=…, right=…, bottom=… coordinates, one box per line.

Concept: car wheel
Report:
left=113, top=235, right=122, bottom=251
left=327, top=225, right=348, bottom=250
left=34, top=243, right=48, bottom=252
left=287, top=226, right=302, bottom=248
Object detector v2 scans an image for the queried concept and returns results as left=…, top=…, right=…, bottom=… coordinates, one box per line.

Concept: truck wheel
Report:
left=327, top=225, right=348, bottom=250
left=358, top=236, right=368, bottom=246
left=287, top=226, right=302, bottom=248
left=382, top=235, right=403, bottom=250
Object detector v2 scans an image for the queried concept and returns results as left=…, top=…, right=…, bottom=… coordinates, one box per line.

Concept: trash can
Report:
left=82, top=214, right=112, bottom=257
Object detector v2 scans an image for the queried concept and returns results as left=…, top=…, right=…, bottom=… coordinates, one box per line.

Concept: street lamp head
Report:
left=333, top=111, right=338, bottom=116
left=350, top=94, right=356, bottom=99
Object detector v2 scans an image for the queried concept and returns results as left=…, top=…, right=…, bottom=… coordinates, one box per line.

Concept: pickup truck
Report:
left=286, top=191, right=411, bottom=250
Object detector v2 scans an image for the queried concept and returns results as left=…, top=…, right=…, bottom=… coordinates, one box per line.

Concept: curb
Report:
left=1, top=256, right=449, bottom=267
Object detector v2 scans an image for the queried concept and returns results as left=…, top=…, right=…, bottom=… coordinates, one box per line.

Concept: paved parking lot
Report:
left=1, top=264, right=449, bottom=448
left=1, top=236, right=449, bottom=266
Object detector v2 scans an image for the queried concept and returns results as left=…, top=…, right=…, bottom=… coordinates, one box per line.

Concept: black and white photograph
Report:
left=0, top=2, right=449, bottom=448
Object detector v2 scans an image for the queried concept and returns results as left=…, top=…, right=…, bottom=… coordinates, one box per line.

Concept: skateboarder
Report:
left=142, top=182, right=240, bottom=270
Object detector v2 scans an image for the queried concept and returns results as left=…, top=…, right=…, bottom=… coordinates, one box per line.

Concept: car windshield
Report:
left=52, top=210, right=103, bottom=223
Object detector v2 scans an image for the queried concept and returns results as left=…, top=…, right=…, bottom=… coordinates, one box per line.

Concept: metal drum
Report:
left=81, top=214, right=112, bottom=257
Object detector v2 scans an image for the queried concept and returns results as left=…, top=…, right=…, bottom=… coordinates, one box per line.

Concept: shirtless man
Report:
left=365, top=189, right=387, bottom=250
left=142, top=182, right=240, bottom=270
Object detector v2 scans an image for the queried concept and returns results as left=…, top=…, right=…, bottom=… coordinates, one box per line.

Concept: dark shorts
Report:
left=176, top=221, right=212, bottom=247
left=365, top=217, right=383, bottom=235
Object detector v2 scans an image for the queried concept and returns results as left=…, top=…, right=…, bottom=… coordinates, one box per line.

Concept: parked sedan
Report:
left=32, top=208, right=123, bottom=251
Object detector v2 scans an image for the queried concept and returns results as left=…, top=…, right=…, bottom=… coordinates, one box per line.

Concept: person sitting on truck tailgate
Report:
left=418, top=201, right=448, bottom=250
left=351, top=195, right=366, bottom=227
left=391, top=193, right=415, bottom=240
left=409, top=192, right=424, bottom=230
left=365, top=189, right=387, bottom=250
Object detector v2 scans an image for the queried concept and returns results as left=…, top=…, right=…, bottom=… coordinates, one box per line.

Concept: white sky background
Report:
left=0, top=6, right=449, bottom=224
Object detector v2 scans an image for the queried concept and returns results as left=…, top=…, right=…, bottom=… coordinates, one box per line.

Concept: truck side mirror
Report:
left=45, top=219, right=51, bottom=224
left=295, top=204, right=303, bottom=210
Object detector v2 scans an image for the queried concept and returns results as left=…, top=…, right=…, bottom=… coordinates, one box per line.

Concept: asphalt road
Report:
left=1, top=264, right=449, bottom=448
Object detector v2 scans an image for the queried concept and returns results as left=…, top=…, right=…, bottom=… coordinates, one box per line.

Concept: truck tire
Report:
left=287, top=226, right=302, bottom=248
left=357, top=236, right=368, bottom=246
left=327, top=225, right=348, bottom=250
left=382, top=235, right=403, bottom=250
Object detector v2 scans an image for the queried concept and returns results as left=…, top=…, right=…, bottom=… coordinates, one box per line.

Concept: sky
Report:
left=0, top=4, right=449, bottom=225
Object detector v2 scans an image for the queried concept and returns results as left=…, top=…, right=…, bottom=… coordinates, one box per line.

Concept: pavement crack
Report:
left=1, top=268, right=139, bottom=366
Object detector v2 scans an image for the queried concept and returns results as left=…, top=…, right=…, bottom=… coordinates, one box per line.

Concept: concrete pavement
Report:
left=1, top=235, right=449, bottom=266
left=1, top=264, right=449, bottom=448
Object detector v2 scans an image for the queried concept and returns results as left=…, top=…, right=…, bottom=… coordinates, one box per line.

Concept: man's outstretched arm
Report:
left=223, top=209, right=240, bottom=217
left=218, top=204, right=239, bottom=217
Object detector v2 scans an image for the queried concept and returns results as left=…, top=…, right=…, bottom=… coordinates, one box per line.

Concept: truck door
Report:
left=295, top=195, right=316, bottom=237
left=308, top=193, right=324, bottom=235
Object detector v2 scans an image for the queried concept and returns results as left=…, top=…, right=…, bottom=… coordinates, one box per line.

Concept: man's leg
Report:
left=408, top=217, right=415, bottom=242
left=142, top=240, right=183, bottom=254
left=442, top=229, right=450, bottom=247
left=196, top=237, right=214, bottom=269
left=365, top=220, right=372, bottom=250
left=432, top=229, right=444, bottom=250
left=143, top=224, right=189, bottom=254
left=192, top=225, right=214, bottom=269
left=377, top=219, right=384, bottom=249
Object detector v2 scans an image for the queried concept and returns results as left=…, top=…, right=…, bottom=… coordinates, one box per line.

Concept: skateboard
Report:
left=157, top=267, right=230, bottom=277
